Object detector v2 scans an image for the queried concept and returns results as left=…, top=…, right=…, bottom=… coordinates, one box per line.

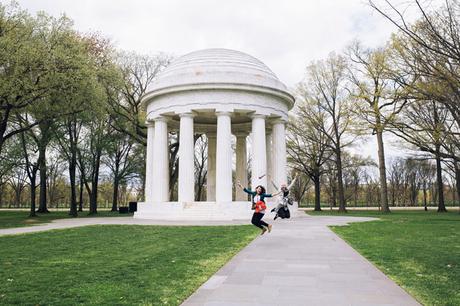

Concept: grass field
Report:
left=0, top=224, right=258, bottom=305
left=308, top=210, right=460, bottom=306
left=0, top=210, right=132, bottom=229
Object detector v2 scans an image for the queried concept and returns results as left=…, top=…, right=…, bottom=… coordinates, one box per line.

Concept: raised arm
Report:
left=287, top=175, right=298, bottom=190
left=237, top=180, right=255, bottom=195
left=270, top=191, right=282, bottom=197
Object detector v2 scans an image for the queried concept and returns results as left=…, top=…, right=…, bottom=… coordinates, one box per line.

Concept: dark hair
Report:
left=255, top=185, right=266, bottom=194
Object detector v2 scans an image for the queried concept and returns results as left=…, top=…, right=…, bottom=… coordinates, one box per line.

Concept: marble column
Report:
left=144, top=121, right=155, bottom=202
left=266, top=131, right=273, bottom=193
left=152, top=116, right=170, bottom=202
left=272, top=119, right=287, bottom=188
left=235, top=132, right=248, bottom=201
left=216, top=112, right=232, bottom=203
left=251, top=114, right=267, bottom=189
left=178, top=112, right=195, bottom=202
left=206, top=133, right=216, bottom=201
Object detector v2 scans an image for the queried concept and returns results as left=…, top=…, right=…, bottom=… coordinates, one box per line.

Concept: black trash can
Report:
left=119, top=206, right=129, bottom=214
left=129, top=201, right=137, bottom=213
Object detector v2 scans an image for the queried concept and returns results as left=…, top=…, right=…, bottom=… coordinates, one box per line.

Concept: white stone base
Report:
left=134, top=201, right=300, bottom=221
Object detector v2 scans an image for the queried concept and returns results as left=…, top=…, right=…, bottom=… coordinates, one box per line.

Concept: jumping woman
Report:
left=237, top=180, right=281, bottom=235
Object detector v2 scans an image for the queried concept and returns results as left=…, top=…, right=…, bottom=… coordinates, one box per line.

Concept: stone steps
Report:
left=134, top=201, right=300, bottom=221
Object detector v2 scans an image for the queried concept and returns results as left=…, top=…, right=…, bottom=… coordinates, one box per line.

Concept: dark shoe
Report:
left=274, top=215, right=278, bottom=220
left=271, top=208, right=276, bottom=213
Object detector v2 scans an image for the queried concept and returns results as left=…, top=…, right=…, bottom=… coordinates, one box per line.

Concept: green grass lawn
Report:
left=308, top=210, right=460, bottom=306
left=0, top=210, right=132, bottom=229
left=0, top=224, right=258, bottom=305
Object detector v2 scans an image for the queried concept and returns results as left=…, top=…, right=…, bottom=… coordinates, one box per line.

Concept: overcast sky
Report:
left=16, top=0, right=422, bottom=162
left=17, top=0, right=402, bottom=86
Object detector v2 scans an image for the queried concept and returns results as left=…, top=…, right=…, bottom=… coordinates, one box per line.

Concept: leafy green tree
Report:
left=52, top=33, right=104, bottom=216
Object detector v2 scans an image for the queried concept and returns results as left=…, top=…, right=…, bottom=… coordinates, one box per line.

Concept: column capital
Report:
left=272, top=118, right=287, bottom=125
left=235, top=131, right=249, bottom=138
left=215, top=111, right=232, bottom=117
left=249, top=113, right=267, bottom=119
left=178, top=112, right=196, bottom=118
left=145, top=120, right=155, bottom=127
left=153, top=115, right=169, bottom=123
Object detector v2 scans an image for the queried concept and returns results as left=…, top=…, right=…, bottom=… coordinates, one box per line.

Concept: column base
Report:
left=134, top=201, right=300, bottom=221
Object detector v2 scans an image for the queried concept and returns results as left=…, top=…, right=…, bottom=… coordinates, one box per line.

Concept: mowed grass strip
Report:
left=308, top=210, right=460, bottom=306
left=0, top=225, right=258, bottom=305
left=0, top=210, right=132, bottom=229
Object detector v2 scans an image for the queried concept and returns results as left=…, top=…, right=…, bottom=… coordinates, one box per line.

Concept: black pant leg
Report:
left=251, top=212, right=264, bottom=229
left=259, top=218, right=269, bottom=228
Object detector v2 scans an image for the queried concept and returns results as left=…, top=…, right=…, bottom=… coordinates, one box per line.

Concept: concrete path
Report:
left=0, top=217, right=248, bottom=236
left=182, top=214, right=421, bottom=306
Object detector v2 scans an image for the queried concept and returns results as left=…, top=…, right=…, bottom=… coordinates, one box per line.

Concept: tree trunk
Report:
left=89, top=180, right=98, bottom=214
left=335, top=149, right=347, bottom=212
left=313, top=174, right=321, bottom=211
left=89, top=152, right=102, bottom=215
left=435, top=146, right=447, bottom=212
left=353, top=182, right=358, bottom=207
left=111, top=176, right=119, bottom=211
left=36, top=120, right=51, bottom=213
left=376, top=127, right=390, bottom=212
left=37, top=144, right=49, bottom=213
left=29, top=172, right=37, bottom=217
left=68, top=119, right=78, bottom=217
left=68, top=150, right=78, bottom=217
left=78, top=176, right=84, bottom=211
left=0, top=106, right=11, bottom=156
left=455, top=164, right=460, bottom=213
left=331, top=178, right=337, bottom=208
left=0, top=183, right=3, bottom=208
left=423, top=184, right=428, bottom=211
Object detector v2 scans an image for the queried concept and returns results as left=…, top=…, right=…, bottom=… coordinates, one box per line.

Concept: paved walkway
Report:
left=182, top=215, right=420, bottom=306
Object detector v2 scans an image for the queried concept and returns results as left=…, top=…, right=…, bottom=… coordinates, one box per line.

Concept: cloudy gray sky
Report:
left=16, top=0, right=422, bottom=162
left=17, top=0, right=400, bottom=86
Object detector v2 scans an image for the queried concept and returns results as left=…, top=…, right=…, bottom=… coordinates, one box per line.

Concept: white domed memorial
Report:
left=134, top=48, right=296, bottom=220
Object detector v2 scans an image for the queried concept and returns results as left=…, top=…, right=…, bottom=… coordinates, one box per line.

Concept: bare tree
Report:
left=417, top=159, right=437, bottom=210
left=194, top=135, right=207, bottom=201
left=371, top=0, right=460, bottom=161
left=393, top=100, right=449, bottom=211
left=347, top=41, right=408, bottom=212
left=304, top=53, right=356, bottom=212
left=287, top=93, right=332, bottom=211
left=103, top=131, right=142, bottom=211
left=110, top=52, right=171, bottom=144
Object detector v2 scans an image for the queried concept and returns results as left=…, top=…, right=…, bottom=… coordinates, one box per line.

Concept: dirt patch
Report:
left=23, top=219, right=39, bottom=224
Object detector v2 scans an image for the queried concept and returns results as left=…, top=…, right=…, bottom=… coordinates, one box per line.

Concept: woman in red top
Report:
left=237, top=181, right=281, bottom=235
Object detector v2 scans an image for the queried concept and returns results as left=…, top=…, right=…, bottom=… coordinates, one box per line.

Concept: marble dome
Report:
left=146, top=48, right=294, bottom=108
